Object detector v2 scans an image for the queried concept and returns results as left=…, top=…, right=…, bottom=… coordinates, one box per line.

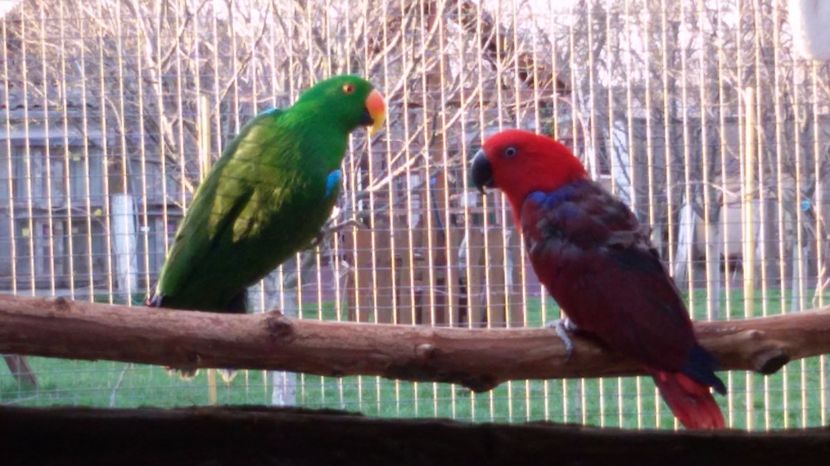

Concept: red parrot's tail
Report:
left=651, top=370, right=725, bottom=429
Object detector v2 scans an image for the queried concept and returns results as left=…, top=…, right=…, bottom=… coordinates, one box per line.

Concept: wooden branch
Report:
left=3, top=406, right=829, bottom=466
left=0, top=294, right=829, bottom=391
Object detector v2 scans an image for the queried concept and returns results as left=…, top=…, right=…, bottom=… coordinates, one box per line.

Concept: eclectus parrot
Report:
left=147, top=75, right=385, bottom=375
left=471, top=129, right=726, bottom=429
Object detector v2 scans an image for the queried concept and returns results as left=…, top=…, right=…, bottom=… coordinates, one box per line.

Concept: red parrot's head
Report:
left=471, top=129, right=588, bottom=218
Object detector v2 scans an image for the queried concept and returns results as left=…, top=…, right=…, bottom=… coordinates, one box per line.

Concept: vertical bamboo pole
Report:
left=743, top=87, right=757, bottom=315
left=207, top=369, right=217, bottom=406
left=198, top=95, right=212, bottom=181
left=198, top=94, right=217, bottom=406
left=742, top=86, right=757, bottom=429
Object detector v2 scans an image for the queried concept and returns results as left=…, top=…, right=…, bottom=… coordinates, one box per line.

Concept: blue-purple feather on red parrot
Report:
left=471, top=129, right=726, bottom=429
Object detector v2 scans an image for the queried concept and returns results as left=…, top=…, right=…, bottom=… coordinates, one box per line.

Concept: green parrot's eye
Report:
left=342, top=83, right=355, bottom=94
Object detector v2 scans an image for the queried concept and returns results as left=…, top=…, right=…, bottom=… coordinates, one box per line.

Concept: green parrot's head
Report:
left=296, top=75, right=386, bottom=136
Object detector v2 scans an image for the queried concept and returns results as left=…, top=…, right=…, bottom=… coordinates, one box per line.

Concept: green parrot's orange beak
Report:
left=365, top=89, right=386, bottom=136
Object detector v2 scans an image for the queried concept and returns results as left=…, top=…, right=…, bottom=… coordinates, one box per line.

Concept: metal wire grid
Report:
left=0, top=0, right=828, bottom=430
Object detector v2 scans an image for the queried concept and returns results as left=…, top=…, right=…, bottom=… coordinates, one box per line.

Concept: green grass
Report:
left=2, top=288, right=828, bottom=430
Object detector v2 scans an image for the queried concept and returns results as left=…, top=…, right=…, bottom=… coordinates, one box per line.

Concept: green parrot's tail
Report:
left=145, top=290, right=248, bottom=314
left=225, top=290, right=248, bottom=314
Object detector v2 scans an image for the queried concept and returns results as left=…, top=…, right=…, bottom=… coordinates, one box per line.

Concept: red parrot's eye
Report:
left=342, top=83, right=355, bottom=94
left=503, top=146, right=518, bottom=158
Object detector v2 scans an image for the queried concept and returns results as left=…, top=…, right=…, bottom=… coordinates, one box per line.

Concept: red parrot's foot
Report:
left=546, top=318, right=579, bottom=361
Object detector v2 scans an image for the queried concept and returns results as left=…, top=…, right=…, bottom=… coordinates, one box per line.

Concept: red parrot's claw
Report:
left=546, top=318, right=577, bottom=362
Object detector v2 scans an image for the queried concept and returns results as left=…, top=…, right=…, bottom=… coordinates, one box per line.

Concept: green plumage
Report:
left=151, top=75, right=380, bottom=313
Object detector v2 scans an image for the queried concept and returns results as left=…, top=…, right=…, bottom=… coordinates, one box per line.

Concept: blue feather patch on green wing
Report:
left=325, top=169, right=341, bottom=197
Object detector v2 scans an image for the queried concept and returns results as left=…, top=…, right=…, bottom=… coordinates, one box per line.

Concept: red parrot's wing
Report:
left=520, top=181, right=697, bottom=372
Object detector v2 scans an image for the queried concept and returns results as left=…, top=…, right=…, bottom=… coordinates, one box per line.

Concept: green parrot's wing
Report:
left=155, top=109, right=283, bottom=304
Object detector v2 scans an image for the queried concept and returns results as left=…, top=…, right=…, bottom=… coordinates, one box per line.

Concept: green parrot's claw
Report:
left=218, top=369, right=237, bottom=384
left=166, top=366, right=200, bottom=380
left=309, top=230, right=327, bottom=249
left=165, top=367, right=236, bottom=384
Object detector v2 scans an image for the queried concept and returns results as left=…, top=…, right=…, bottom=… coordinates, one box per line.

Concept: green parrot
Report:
left=147, top=75, right=385, bottom=368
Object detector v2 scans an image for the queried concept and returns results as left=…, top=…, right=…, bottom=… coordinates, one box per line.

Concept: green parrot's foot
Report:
left=166, top=366, right=200, bottom=380
left=545, top=317, right=579, bottom=362
left=218, top=368, right=237, bottom=384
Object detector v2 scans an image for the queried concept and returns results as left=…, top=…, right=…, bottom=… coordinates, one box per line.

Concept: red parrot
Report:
left=471, top=129, right=726, bottom=429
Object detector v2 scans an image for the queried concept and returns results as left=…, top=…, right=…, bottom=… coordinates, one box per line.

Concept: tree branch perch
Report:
left=1, top=294, right=829, bottom=392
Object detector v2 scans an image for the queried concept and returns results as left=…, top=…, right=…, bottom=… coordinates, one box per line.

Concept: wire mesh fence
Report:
left=1, top=0, right=828, bottom=430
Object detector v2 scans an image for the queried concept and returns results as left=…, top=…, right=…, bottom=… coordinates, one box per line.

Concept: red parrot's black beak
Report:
left=471, top=149, right=494, bottom=194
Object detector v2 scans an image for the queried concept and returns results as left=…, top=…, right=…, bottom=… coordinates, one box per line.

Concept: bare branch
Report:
left=0, top=294, right=827, bottom=392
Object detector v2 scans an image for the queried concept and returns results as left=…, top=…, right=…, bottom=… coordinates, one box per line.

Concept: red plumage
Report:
left=473, top=129, right=725, bottom=429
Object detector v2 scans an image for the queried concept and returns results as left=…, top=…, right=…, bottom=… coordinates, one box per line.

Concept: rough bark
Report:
left=0, top=294, right=829, bottom=392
